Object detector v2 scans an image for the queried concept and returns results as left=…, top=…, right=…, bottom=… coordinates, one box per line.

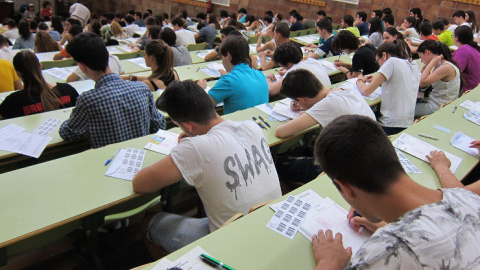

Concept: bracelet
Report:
left=132, top=75, right=138, bottom=81
left=438, top=171, right=454, bottom=179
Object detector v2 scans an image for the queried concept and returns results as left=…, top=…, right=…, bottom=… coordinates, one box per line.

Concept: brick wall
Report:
left=87, top=0, right=480, bottom=27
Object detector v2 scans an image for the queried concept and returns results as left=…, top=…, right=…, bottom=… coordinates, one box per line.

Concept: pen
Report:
left=258, top=115, right=271, bottom=128
left=252, top=117, right=267, bottom=130
left=418, top=133, right=438, bottom=140
left=200, top=254, right=236, bottom=270
left=452, top=106, right=457, bottom=114
left=196, top=67, right=200, bottom=72
left=105, top=149, right=120, bottom=166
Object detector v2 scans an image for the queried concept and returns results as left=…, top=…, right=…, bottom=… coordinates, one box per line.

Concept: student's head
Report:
left=38, top=22, right=48, bottom=31
left=371, top=10, right=382, bottom=19
left=410, top=8, right=422, bottom=19
left=134, top=11, right=142, bottom=20
left=275, top=13, right=283, bottom=21
left=369, top=17, right=383, bottom=36
left=160, top=27, right=177, bottom=46
left=452, top=10, right=466, bottom=25
left=290, top=12, right=302, bottom=23
left=143, top=12, right=150, bottom=20
left=238, top=8, right=247, bottom=16
left=264, top=15, right=273, bottom=25
left=66, top=32, right=109, bottom=72
left=18, top=20, right=31, bottom=40
left=219, top=25, right=237, bottom=41
left=146, top=9, right=153, bottom=15
left=128, top=10, right=135, bottom=16
left=272, top=42, right=302, bottom=68
left=404, top=16, right=415, bottom=28
left=465, top=10, right=475, bottom=23
left=219, top=10, right=228, bottom=19
left=315, top=115, right=406, bottom=218
left=382, top=14, right=394, bottom=28
left=42, top=1, right=51, bottom=8
left=89, top=19, right=102, bottom=36
left=219, top=35, right=251, bottom=70
left=156, top=80, right=217, bottom=129
left=265, top=10, right=274, bottom=17
left=6, top=19, right=16, bottom=30
left=171, top=16, right=185, bottom=29
left=145, top=17, right=155, bottom=27
left=316, top=18, right=333, bottom=38
left=317, top=10, right=326, bottom=21
left=332, top=30, right=359, bottom=54
left=356, top=11, right=367, bottom=23
left=145, top=40, right=174, bottom=80
left=147, top=25, right=162, bottom=39
left=27, top=3, right=35, bottom=12
left=65, top=17, right=80, bottom=31
left=245, top=15, right=256, bottom=25
left=382, top=8, right=392, bottom=15
left=341, top=15, right=354, bottom=28
left=0, top=35, right=9, bottom=48
left=29, top=20, right=38, bottom=32
left=280, top=69, right=323, bottom=110
left=110, top=21, right=124, bottom=37
left=383, top=27, right=403, bottom=43
left=431, top=19, right=445, bottom=35
left=34, top=30, right=58, bottom=53
left=125, top=15, right=134, bottom=25
left=418, top=22, right=433, bottom=38
left=274, top=22, right=290, bottom=41
left=197, top=22, right=207, bottom=31
left=454, top=25, right=480, bottom=52
left=418, top=40, right=456, bottom=69
left=180, top=10, right=188, bottom=19
left=68, top=24, right=83, bottom=38
left=107, top=12, right=115, bottom=22
left=375, top=39, right=412, bottom=65
left=196, top=12, right=207, bottom=22
left=114, top=13, right=123, bottom=22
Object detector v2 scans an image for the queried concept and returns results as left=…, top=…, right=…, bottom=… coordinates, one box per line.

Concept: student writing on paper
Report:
left=256, top=23, right=276, bottom=53
left=0, top=51, right=77, bottom=120
left=312, top=115, right=480, bottom=269
left=267, top=42, right=331, bottom=96
left=415, top=40, right=461, bottom=118
left=58, top=33, right=165, bottom=148
left=356, top=40, right=420, bottom=135
left=406, top=22, right=440, bottom=54
left=197, top=35, right=268, bottom=114
left=132, top=80, right=281, bottom=258
left=204, top=25, right=236, bottom=62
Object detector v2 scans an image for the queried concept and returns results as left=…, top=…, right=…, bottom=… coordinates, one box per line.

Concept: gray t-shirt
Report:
left=347, top=188, right=480, bottom=269
left=199, top=25, right=218, bottom=49
left=427, top=61, right=460, bottom=112
left=171, top=45, right=192, bottom=67
left=367, top=32, right=383, bottom=48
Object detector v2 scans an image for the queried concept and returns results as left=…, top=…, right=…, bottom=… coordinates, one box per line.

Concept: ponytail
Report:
left=376, top=39, right=412, bottom=60
left=454, top=25, right=480, bottom=53
left=418, top=40, right=458, bottom=68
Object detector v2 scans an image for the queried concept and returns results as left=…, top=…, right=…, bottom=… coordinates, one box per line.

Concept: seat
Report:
left=289, top=30, right=301, bottom=37
left=187, top=42, right=207, bottom=51
left=249, top=199, right=275, bottom=213
left=308, top=28, right=317, bottom=35
left=41, top=58, right=76, bottom=69
left=439, top=100, right=453, bottom=109
left=413, top=115, right=429, bottom=124
left=112, top=51, right=139, bottom=60
left=299, top=29, right=309, bottom=36
left=220, top=213, right=244, bottom=228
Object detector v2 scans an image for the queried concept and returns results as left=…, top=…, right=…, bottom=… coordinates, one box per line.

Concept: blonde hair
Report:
left=35, top=30, right=59, bottom=53
left=110, top=21, right=126, bottom=38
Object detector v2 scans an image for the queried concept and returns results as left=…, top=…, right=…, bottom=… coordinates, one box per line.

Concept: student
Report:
left=219, top=10, right=229, bottom=26
left=255, top=23, right=276, bottom=53
left=12, top=20, right=34, bottom=49
left=172, top=17, right=195, bottom=46
left=198, top=35, right=269, bottom=114
left=289, top=12, right=305, bottom=31
left=382, top=7, right=392, bottom=15
left=59, top=18, right=81, bottom=46
left=466, top=11, right=478, bottom=33
left=0, top=35, right=14, bottom=62
left=40, top=1, right=52, bottom=18
left=332, top=30, right=379, bottom=79
left=34, top=30, right=62, bottom=53
left=237, top=8, right=247, bottom=23
left=312, top=114, right=480, bottom=269
left=124, top=15, right=140, bottom=38
left=196, top=12, right=207, bottom=23
left=410, top=7, right=427, bottom=32
left=133, top=12, right=146, bottom=27
left=371, top=9, right=382, bottom=19
left=69, top=3, right=90, bottom=27
left=366, top=17, right=383, bottom=48
left=23, top=4, right=35, bottom=21
left=133, top=80, right=281, bottom=257
left=341, top=15, right=360, bottom=37
left=0, top=51, right=76, bottom=119
left=432, top=18, right=454, bottom=46
left=316, top=10, right=326, bottom=22
left=122, top=40, right=178, bottom=91
left=354, top=11, right=369, bottom=36
left=382, top=14, right=395, bottom=29
left=452, top=10, right=469, bottom=27
left=397, top=16, right=419, bottom=38
left=414, top=40, right=460, bottom=117
left=0, top=51, right=22, bottom=93
left=3, top=19, right=19, bottom=40
left=356, top=40, right=419, bottom=135
left=258, top=22, right=302, bottom=70
left=453, top=25, right=480, bottom=92
left=208, top=14, right=221, bottom=30
left=268, top=42, right=331, bottom=96
left=135, top=17, right=156, bottom=50
left=383, top=27, right=404, bottom=43
left=195, top=22, right=217, bottom=49
left=160, top=27, right=192, bottom=67
left=109, top=21, right=127, bottom=39
left=440, top=16, right=458, bottom=33
left=59, top=32, right=166, bottom=148
left=54, top=24, right=83, bottom=60
left=275, top=69, right=375, bottom=138
left=406, top=22, right=439, bottom=54
left=204, top=26, right=236, bottom=62
left=38, top=22, right=61, bottom=41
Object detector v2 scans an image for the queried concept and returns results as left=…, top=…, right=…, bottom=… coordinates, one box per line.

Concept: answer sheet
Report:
left=255, top=103, right=289, bottom=121
left=128, top=58, right=148, bottom=69
left=44, top=67, right=76, bottom=81
left=144, top=129, right=179, bottom=155
left=105, top=148, right=146, bottom=181
left=32, top=118, right=62, bottom=136
left=340, top=79, right=382, bottom=101
left=0, top=124, right=25, bottom=140
left=272, top=103, right=300, bottom=119
left=451, top=131, right=480, bottom=157
left=0, top=132, right=52, bottom=158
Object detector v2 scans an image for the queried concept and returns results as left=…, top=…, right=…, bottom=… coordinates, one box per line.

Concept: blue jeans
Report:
left=147, top=212, right=210, bottom=253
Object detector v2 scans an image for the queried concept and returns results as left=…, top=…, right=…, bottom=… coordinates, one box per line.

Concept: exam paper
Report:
left=270, top=189, right=324, bottom=212
left=295, top=35, right=318, bottom=44
left=152, top=246, right=216, bottom=270
left=464, top=110, right=480, bottom=126
left=0, top=132, right=52, bottom=158
left=392, top=133, right=462, bottom=173
left=299, top=197, right=371, bottom=254
left=451, top=131, right=480, bottom=157
left=200, top=67, right=221, bottom=77
left=0, top=123, right=25, bottom=141
left=196, top=50, right=214, bottom=59
left=395, top=149, right=421, bottom=174
left=460, top=100, right=480, bottom=112
left=128, top=58, right=148, bottom=69
left=144, top=129, right=179, bottom=155
left=339, top=79, right=382, bottom=101
left=267, top=195, right=312, bottom=239
left=272, top=103, right=300, bottom=119
left=255, top=103, right=289, bottom=121
left=32, top=118, right=62, bottom=136
left=44, top=67, right=76, bottom=81
left=318, top=60, right=337, bottom=73
left=105, top=148, right=146, bottom=181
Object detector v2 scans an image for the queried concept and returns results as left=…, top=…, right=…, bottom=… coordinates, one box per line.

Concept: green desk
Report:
left=120, top=58, right=151, bottom=74
left=189, top=50, right=212, bottom=64
left=131, top=60, right=224, bottom=82
left=290, top=34, right=320, bottom=46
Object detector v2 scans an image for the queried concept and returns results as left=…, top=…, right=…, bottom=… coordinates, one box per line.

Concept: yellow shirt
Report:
left=0, top=59, right=19, bottom=93
left=439, top=30, right=454, bottom=47
left=346, top=26, right=360, bottom=37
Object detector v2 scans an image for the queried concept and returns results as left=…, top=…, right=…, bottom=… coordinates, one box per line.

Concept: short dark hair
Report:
left=148, top=25, right=162, bottom=39
left=452, top=10, right=466, bottom=19
left=332, top=30, right=359, bottom=53
left=29, top=20, right=38, bottom=31
left=343, top=15, right=354, bottom=27
left=432, top=19, right=445, bottom=30
left=6, top=19, right=16, bottom=28
left=156, top=80, right=217, bottom=124
left=0, top=35, right=8, bottom=47
left=373, top=10, right=383, bottom=18
left=219, top=35, right=251, bottom=66
left=171, top=17, right=184, bottom=27
left=238, top=8, right=247, bottom=14
left=143, top=13, right=149, bottom=20
left=405, top=16, right=415, bottom=26
left=220, top=25, right=237, bottom=36
left=273, top=42, right=302, bottom=66
left=66, top=32, right=109, bottom=72
left=317, top=10, right=326, bottom=17
left=196, top=12, right=206, bottom=20
left=441, top=16, right=451, bottom=25
left=419, top=22, right=433, bottom=36
left=128, top=10, right=135, bottom=15
left=68, top=24, right=83, bottom=37
left=315, top=115, right=405, bottom=193
left=66, top=17, right=81, bottom=26
left=264, top=15, right=273, bottom=24
left=219, top=10, right=228, bottom=18
left=114, top=13, right=123, bottom=19
left=181, top=10, right=188, bottom=19
left=145, top=17, right=155, bottom=26
left=274, top=22, right=290, bottom=38
left=42, top=1, right=51, bottom=8
left=410, top=8, right=422, bottom=16
left=197, top=22, right=207, bottom=31
left=38, top=22, right=48, bottom=31
left=107, top=12, right=115, bottom=21
left=356, top=11, right=367, bottom=22
left=382, top=14, right=394, bottom=26
left=382, top=8, right=392, bottom=15
left=316, top=18, right=332, bottom=33
left=135, top=11, right=142, bottom=17
left=276, top=13, right=283, bottom=21
left=125, top=15, right=134, bottom=24
left=146, top=9, right=153, bottom=15
left=280, top=69, right=323, bottom=98
left=265, top=10, right=274, bottom=17
left=160, top=27, right=176, bottom=46
left=289, top=10, right=298, bottom=17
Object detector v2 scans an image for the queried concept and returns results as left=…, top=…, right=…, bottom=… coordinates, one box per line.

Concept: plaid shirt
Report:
left=59, top=73, right=166, bottom=148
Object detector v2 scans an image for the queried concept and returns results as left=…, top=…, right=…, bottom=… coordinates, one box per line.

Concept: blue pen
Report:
left=105, top=149, right=120, bottom=166
left=252, top=117, right=267, bottom=130
left=258, top=115, right=271, bottom=128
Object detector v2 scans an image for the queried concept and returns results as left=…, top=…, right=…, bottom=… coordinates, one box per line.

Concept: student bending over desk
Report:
left=312, top=115, right=480, bottom=269
left=58, top=33, right=165, bottom=148
left=133, top=80, right=281, bottom=258
left=0, top=51, right=77, bottom=120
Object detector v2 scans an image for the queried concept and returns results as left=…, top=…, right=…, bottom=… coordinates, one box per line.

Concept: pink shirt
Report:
left=453, top=44, right=480, bottom=91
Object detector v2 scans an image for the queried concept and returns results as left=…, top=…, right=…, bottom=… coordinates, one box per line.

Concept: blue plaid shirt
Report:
left=59, top=73, right=166, bottom=148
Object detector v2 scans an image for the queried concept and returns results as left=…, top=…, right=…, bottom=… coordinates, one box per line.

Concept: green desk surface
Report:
left=189, top=50, right=211, bottom=64
left=120, top=58, right=151, bottom=74
left=290, top=34, right=320, bottom=46
left=131, top=60, right=224, bottom=82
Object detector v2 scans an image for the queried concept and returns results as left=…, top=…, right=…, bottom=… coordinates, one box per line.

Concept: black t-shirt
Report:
left=352, top=44, right=379, bottom=75
left=290, top=22, right=305, bottom=31
left=0, top=83, right=78, bottom=119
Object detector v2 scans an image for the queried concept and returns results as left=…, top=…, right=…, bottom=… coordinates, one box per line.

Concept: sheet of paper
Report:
left=339, top=80, right=382, bottom=101
left=318, top=60, right=337, bottom=73
left=267, top=195, right=312, bottom=239
left=451, top=131, right=480, bottom=157
left=44, top=67, right=76, bottom=81
left=299, top=197, right=371, bottom=254
left=206, top=62, right=224, bottom=70
left=144, top=129, right=179, bottom=155
left=107, top=47, right=124, bottom=54
left=278, top=97, right=293, bottom=106
left=295, top=35, right=317, bottom=44
left=272, top=103, right=300, bottom=119
left=32, top=118, right=62, bottom=136
left=196, top=50, right=214, bottom=59
left=0, top=132, right=52, bottom=158
left=396, top=149, right=421, bottom=174
left=128, top=58, right=148, bottom=69
left=151, top=258, right=173, bottom=270
left=200, top=67, right=221, bottom=77
left=105, top=148, right=146, bottom=181
left=460, top=100, right=480, bottom=112
left=0, top=123, right=25, bottom=141
left=270, top=189, right=324, bottom=212
left=464, top=110, right=480, bottom=126
left=249, top=44, right=262, bottom=53
left=255, top=103, right=289, bottom=121
left=156, top=246, right=216, bottom=270
left=392, top=133, right=462, bottom=173
left=117, top=44, right=133, bottom=52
